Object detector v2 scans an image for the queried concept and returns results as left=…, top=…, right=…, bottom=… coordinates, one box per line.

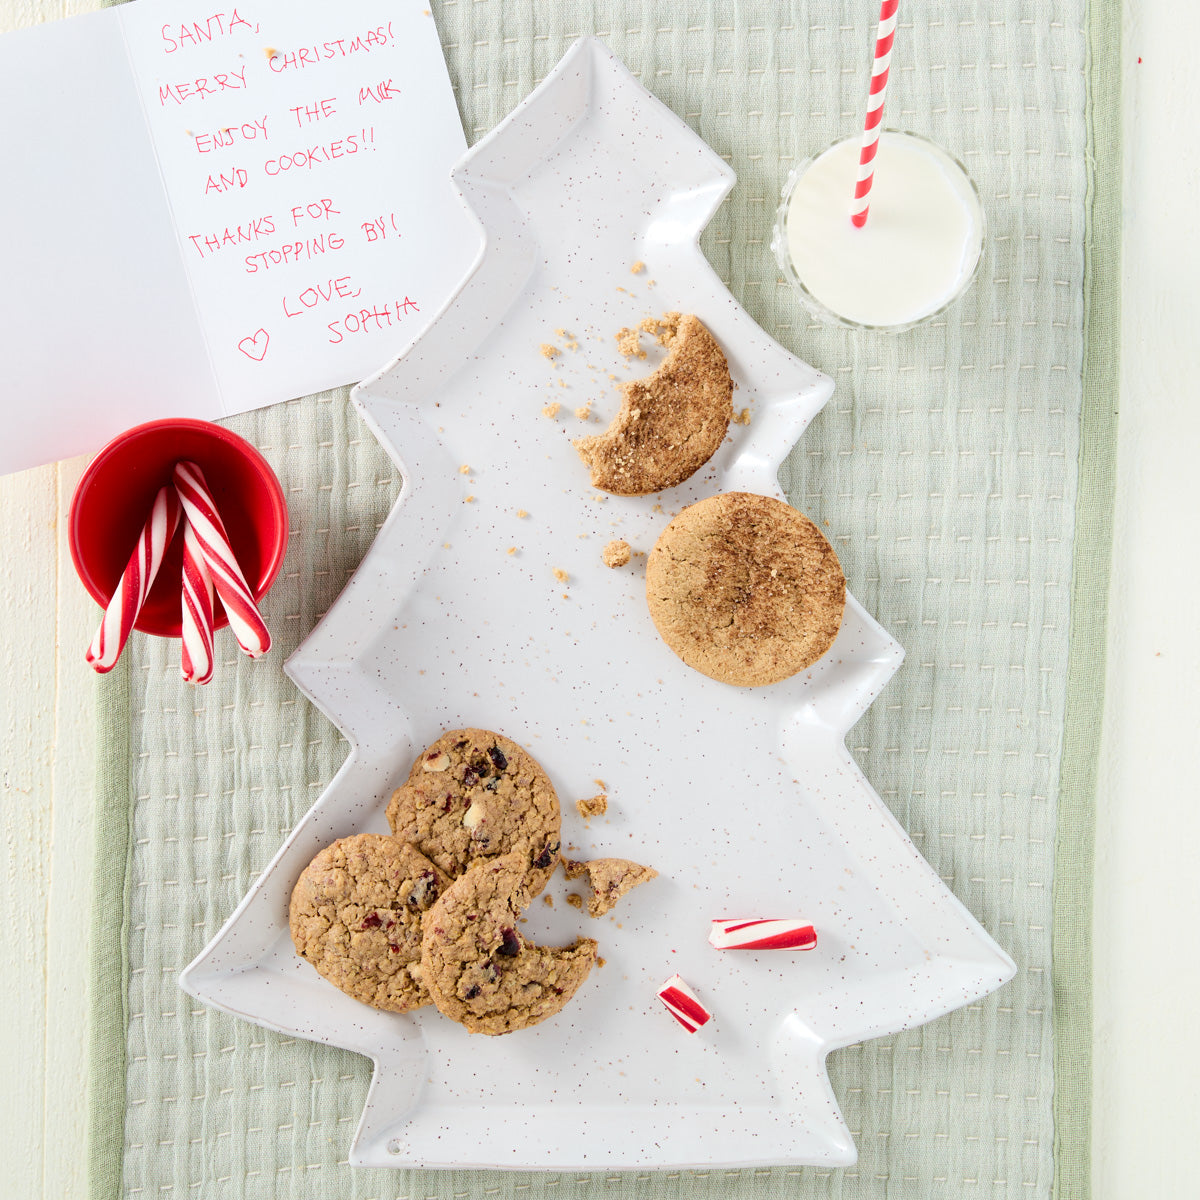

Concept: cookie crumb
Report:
left=575, top=402, right=592, bottom=420
left=517, top=509, right=529, bottom=518
left=542, top=893, right=554, bottom=907
left=542, top=402, right=561, bottom=418
left=464, top=494, right=475, bottom=503
left=506, top=546, right=517, bottom=556
left=733, top=407, right=751, bottom=425
left=540, top=343, right=561, bottom=360
left=576, top=792, right=608, bottom=819
left=602, top=539, right=631, bottom=568
left=594, top=777, right=607, bottom=790
left=565, top=893, right=584, bottom=910
left=459, top=463, right=472, bottom=474
left=615, top=327, right=647, bottom=359
left=597, top=956, right=607, bottom=968
left=631, top=261, right=645, bottom=274
left=553, top=567, right=569, bottom=583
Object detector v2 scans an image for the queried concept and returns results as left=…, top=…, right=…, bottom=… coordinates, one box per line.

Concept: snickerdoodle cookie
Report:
left=574, top=313, right=733, bottom=495
left=645, top=492, right=845, bottom=686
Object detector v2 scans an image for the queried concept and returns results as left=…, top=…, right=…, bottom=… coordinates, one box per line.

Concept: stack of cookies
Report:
left=290, top=728, right=597, bottom=1035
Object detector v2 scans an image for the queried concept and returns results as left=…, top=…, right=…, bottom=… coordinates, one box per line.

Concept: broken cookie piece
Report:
left=562, top=856, right=658, bottom=917
left=574, top=313, right=733, bottom=495
left=601, top=539, right=631, bottom=568
left=575, top=792, right=608, bottom=818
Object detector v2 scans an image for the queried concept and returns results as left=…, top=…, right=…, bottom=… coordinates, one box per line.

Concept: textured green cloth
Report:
left=90, top=1, right=1118, bottom=1197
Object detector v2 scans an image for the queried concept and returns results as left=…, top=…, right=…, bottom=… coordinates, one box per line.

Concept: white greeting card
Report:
left=0, top=0, right=477, bottom=474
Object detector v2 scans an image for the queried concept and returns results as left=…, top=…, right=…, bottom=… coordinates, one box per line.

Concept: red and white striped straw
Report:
left=172, top=460, right=272, bottom=659
left=850, top=0, right=900, bottom=228
left=85, top=485, right=182, bottom=673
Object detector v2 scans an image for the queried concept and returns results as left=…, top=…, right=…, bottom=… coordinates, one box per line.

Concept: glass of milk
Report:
left=772, top=131, right=984, bottom=332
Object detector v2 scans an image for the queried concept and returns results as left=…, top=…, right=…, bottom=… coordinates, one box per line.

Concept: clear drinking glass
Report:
left=771, top=130, right=985, bottom=333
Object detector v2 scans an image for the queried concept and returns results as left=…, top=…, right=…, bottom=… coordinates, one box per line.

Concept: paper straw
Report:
left=850, top=0, right=899, bottom=228
left=85, top=485, right=182, bottom=673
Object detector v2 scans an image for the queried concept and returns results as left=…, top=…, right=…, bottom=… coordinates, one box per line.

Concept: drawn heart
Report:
left=237, top=329, right=270, bottom=361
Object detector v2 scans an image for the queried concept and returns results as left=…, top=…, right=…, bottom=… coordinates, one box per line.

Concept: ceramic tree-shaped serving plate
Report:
left=181, top=38, right=1014, bottom=1171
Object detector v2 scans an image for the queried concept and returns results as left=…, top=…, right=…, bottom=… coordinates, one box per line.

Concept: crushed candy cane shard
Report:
left=656, top=974, right=712, bottom=1033
left=708, top=919, right=818, bottom=950
left=85, top=484, right=182, bottom=673
left=180, top=519, right=215, bottom=685
left=172, top=460, right=272, bottom=658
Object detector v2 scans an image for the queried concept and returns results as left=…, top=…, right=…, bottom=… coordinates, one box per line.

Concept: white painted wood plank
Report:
left=0, top=461, right=58, bottom=1200
left=45, top=453, right=98, bottom=1200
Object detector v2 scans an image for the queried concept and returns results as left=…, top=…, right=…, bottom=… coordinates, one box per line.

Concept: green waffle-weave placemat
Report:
left=89, top=1, right=1119, bottom=1197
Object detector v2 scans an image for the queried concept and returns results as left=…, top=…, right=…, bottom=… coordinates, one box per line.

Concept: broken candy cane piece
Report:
left=172, top=460, right=271, bottom=658
left=180, top=518, right=215, bottom=685
left=85, top=484, right=182, bottom=673
left=708, top=919, right=818, bottom=951
left=656, top=974, right=712, bottom=1033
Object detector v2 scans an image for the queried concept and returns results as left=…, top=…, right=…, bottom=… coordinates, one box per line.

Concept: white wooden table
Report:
left=0, top=1, right=1193, bottom=1195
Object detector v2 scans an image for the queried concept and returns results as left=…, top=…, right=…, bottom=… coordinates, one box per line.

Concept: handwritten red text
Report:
left=194, top=116, right=269, bottom=153
left=159, top=66, right=248, bottom=106
left=161, top=10, right=256, bottom=54
left=205, top=168, right=247, bottom=193
left=290, top=97, right=337, bottom=126
left=361, top=213, right=400, bottom=243
left=263, top=130, right=374, bottom=175
left=187, top=215, right=275, bottom=259
left=358, top=80, right=400, bottom=104
left=267, top=24, right=395, bottom=73
left=282, top=275, right=361, bottom=317
left=244, top=232, right=345, bottom=274
left=326, top=296, right=419, bottom=344
left=290, top=199, right=339, bottom=225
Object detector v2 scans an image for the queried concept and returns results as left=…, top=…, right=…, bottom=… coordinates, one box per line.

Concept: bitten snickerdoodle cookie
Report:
left=289, top=834, right=450, bottom=1013
left=573, top=313, right=733, bottom=495
left=646, top=492, right=845, bottom=687
left=386, top=729, right=561, bottom=898
left=421, top=851, right=598, bottom=1035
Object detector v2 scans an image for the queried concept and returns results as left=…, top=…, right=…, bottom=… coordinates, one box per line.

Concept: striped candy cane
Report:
left=85, top=485, right=182, bottom=673
left=172, top=460, right=272, bottom=658
left=656, top=974, right=712, bottom=1033
left=850, top=0, right=900, bottom=228
left=180, top=518, right=216, bottom=685
left=708, top=919, right=818, bottom=951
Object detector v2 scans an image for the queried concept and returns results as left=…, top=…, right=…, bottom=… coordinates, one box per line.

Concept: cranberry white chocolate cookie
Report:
left=573, top=313, right=733, bottom=495
left=289, top=834, right=450, bottom=1013
left=386, top=729, right=561, bottom=897
left=646, top=491, right=845, bottom=686
left=421, top=851, right=598, bottom=1035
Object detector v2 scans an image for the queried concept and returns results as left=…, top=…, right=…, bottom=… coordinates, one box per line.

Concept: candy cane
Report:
left=85, top=485, right=182, bottom=673
left=850, top=0, right=900, bottom=228
left=708, top=919, right=818, bottom=951
left=656, top=974, right=712, bottom=1033
left=172, top=460, right=271, bottom=658
left=180, top=518, right=215, bottom=685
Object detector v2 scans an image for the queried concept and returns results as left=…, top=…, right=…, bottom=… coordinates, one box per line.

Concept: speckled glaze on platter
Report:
left=180, top=38, right=1014, bottom=1171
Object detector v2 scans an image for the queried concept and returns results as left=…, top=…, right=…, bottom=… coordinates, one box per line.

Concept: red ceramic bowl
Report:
left=69, top=419, right=289, bottom=639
